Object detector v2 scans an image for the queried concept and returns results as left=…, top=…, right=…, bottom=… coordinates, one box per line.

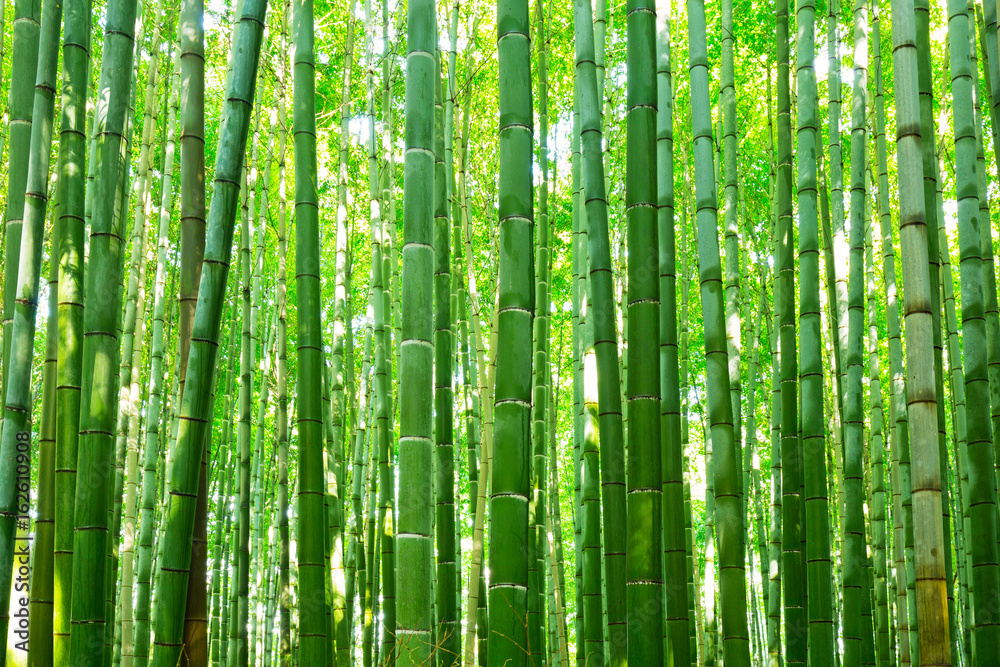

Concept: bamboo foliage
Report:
left=0, top=1, right=997, bottom=666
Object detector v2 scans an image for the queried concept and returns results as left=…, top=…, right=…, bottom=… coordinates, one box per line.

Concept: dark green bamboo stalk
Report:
left=488, top=0, right=535, bottom=663
left=702, top=416, right=718, bottom=667
left=775, top=0, right=804, bottom=657
left=120, top=11, right=170, bottom=662
left=829, top=0, right=848, bottom=434
left=349, top=298, right=374, bottom=666
left=866, top=197, right=891, bottom=667
left=547, top=344, right=570, bottom=667
left=397, top=0, right=436, bottom=661
left=363, top=372, right=380, bottom=667
left=28, top=187, right=58, bottom=667
left=976, top=2, right=1000, bottom=513
left=367, top=4, right=395, bottom=664
left=572, top=5, right=604, bottom=665
left=678, top=148, right=701, bottom=664
left=251, top=309, right=278, bottom=667
left=455, top=32, right=483, bottom=666
left=721, top=0, right=741, bottom=495
left=794, top=0, right=838, bottom=658
left=229, top=119, right=254, bottom=667
left=176, top=0, right=210, bottom=655
left=293, top=0, right=328, bottom=657
left=177, top=0, right=206, bottom=390
left=767, top=255, right=782, bottom=667
left=973, top=10, right=1000, bottom=660
left=210, top=324, right=237, bottom=666
left=570, top=88, right=585, bottom=667
left=763, top=61, right=782, bottom=667
left=330, top=5, right=356, bottom=658
left=625, top=0, right=664, bottom=663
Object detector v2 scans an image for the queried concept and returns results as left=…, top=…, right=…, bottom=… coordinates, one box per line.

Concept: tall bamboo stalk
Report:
left=687, top=0, right=751, bottom=663
left=655, top=2, right=691, bottom=662
left=53, top=0, right=91, bottom=657
left=842, top=0, right=876, bottom=660
left=488, top=0, right=535, bottom=662
left=397, top=0, right=437, bottom=662
left=67, top=0, right=139, bottom=659
left=888, top=0, right=951, bottom=661
left=625, top=0, right=664, bottom=662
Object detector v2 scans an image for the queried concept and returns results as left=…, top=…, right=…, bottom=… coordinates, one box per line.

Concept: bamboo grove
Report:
left=4, top=0, right=1000, bottom=663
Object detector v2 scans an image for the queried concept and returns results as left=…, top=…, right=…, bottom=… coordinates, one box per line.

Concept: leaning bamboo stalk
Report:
left=0, top=0, right=59, bottom=655
left=947, top=0, right=1000, bottom=654
left=147, top=0, right=268, bottom=661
